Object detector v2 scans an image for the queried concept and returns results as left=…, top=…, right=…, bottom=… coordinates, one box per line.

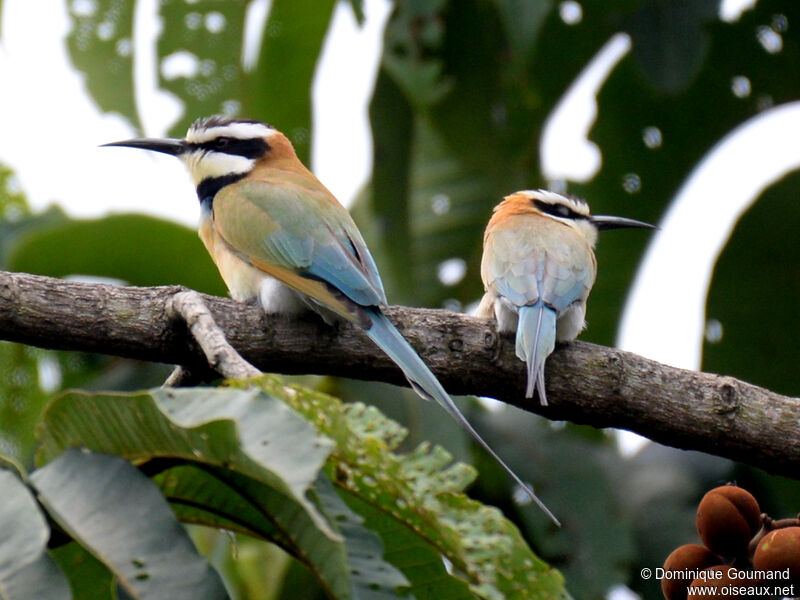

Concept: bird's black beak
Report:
left=101, top=137, right=186, bottom=156
left=591, top=215, right=657, bottom=231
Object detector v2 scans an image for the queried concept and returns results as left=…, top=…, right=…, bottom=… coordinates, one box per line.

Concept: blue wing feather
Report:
left=216, top=180, right=386, bottom=307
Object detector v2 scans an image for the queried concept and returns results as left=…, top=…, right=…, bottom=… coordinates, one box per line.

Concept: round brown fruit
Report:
left=687, top=566, right=734, bottom=599
left=687, top=566, right=756, bottom=599
left=662, top=544, right=723, bottom=600
left=753, top=526, right=800, bottom=585
left=696, top=485, right=760, bottom=557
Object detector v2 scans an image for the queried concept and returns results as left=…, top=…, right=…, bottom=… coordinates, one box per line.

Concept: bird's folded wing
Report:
left=484, top=228, right=594, bottom=311
left=212, top=178, right=387, bottom=313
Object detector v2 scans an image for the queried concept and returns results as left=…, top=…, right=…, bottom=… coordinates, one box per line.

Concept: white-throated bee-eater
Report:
left=104, top=117, right=560, bottom=525
left=478, top=190, right=654, bottom=405
left=478, top=189, right=655, bottom=406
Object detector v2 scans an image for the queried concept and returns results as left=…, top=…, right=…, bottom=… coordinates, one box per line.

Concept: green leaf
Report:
left=160, top=465, right=414, bottom=599
left=30, top=449, right=228, bottom=599
left=702, top=170, right=800, bottom=396
left=356, top=117, right=510, bottom=308
left=0, top=206, right=67, bottom=270
left=0, top=468, right=71, bottom=600
left=157, top=1, right=250, bottom=137
left=246, top=0, right=337, bottom=164
left=346, top=0, right=364, bottom=25
left=50, top=542, right=118, bottom=600
left=240, top=377, right=567, bottom=599
left=36, top=385, right=337, bottom=539
left=340, top=492, right=475, bottom=600
left=37, top=381, right=411, bottom=598
left=313, top=475, right=413, bottom=599
left=365, top=71, right=415, bottom=301
left=6, top=213, right=226, bottom=295
left=0, top=161, right=30, bottom=224
left=155, top=464, right=285, bottom=541
left=0, top=343, right=50, bottom=466
left=66, top=0, right=139, bottom=128
left=569, top=0, right=800, bottom=345
left=621, top=0, right=718, bottom=94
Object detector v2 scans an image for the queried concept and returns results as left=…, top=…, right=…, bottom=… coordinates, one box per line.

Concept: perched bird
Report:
left=104, top=117, right=559, bottom=524
left=478, top=189, right=655, bottom=406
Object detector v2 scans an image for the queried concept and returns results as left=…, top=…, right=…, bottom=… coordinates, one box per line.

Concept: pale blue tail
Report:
left=364, top=307, right=559, bottom=526
left=516, top=302, right=557, bottom=405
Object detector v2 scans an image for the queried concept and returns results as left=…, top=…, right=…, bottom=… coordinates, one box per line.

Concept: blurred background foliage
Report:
left=1, top=0, right=799, bottom=598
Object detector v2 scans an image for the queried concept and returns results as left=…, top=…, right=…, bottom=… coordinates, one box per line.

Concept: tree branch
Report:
left=1, top=270, right=797, bottom=478
left=166, top=290, right=261, bottom=383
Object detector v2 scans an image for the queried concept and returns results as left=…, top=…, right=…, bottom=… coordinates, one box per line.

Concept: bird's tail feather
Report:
left=516, top=303, right=557, bottom=405
left=364, top=308, right=559, bottom=526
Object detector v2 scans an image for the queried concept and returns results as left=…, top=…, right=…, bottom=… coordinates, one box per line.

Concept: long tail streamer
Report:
left=364, top=307, right=560, bottom=526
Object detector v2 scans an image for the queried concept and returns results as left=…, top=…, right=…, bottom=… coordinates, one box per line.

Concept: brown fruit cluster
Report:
left=661, top=485, right=800, bottom=600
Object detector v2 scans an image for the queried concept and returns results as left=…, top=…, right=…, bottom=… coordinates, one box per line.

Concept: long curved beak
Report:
left=591, top=215, right=656, bottom=231
left=101, top=137, right=186, bottom=156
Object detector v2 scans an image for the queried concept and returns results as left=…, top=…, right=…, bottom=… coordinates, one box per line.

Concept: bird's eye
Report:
left=556, top=205, right=571, bottom=217
left=213, top=137, right=231, bottom=149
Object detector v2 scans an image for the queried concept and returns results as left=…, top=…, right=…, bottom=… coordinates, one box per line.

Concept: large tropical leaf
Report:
left=244, top=0, right=337, bottom=164
left=155, top=464, right=413, bottom=599
left=702, top=170, right=800, bottom=396
left=66, top=0, right=139, bottom=128
left=35, top=377, right=561, bottom=598
left=0, top=343, right=50, bottom=466
left=157, top=1, right=251, bottom=136
left=571, top=0, right=800, bottom=344
left=36, top=386, right=336, bottom=538
left=0, top=466, right=71, bottom=600
left=6, top=213, right=226, bottom=295
left=50, top=542, right=119, bottom=600
left=238, top=377, right=567, bottom=599
left=31, top=449, right=228, bottom=599
left=456, top=408, right=636, bottom=600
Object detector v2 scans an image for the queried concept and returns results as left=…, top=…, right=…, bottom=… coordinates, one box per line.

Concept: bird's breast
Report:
left=198, top=216, right=265, bottom=303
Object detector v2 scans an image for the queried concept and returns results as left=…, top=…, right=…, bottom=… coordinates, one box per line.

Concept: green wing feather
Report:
left=212, top=175, right=387, bottom=308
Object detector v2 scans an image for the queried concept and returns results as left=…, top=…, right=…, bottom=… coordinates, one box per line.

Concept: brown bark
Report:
left=1, top=270, right=797, bottom=477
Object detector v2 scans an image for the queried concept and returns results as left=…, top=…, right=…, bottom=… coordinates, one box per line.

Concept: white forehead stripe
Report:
left=186, top=122, right=276, bottom=143
left=521, top=189, right=590, bottom=216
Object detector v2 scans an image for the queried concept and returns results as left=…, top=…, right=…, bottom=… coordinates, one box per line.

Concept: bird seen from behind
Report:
left=479, top=189, right=655, bottom=406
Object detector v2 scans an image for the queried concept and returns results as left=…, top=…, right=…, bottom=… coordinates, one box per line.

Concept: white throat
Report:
left=180, top=151, right=254, bottom=185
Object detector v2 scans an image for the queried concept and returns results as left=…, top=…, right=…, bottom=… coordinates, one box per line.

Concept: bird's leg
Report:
left=165, top=290, right=261, bottom=386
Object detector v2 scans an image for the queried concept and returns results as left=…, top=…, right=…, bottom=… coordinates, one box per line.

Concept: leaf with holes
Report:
left=237, top=376, right=566, bottom=599
left=66, top=0, right=139, bottom=128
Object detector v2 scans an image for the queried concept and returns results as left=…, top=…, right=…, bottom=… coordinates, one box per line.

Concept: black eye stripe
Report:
left=533, top=199, right=587, bottom=220
left=187, top=137, right=269, bottom=159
